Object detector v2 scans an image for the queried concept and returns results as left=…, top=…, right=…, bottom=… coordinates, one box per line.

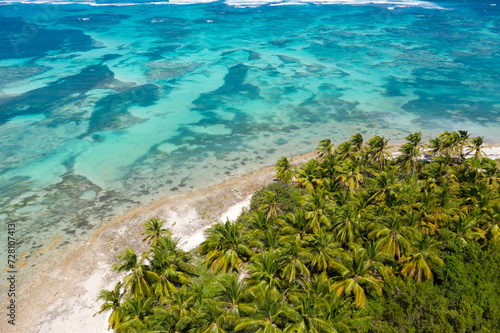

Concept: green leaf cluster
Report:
left=249, top=182, right=303, bottom=215
left=96, top=131, right=500, bottom=332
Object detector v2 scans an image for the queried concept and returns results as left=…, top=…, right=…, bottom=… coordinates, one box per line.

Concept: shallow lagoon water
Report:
left=0, top=0, right=499, bottom=266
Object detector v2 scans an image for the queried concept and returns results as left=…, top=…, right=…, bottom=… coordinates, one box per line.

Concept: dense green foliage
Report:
left=97, top=130, right=500, bottom=332
left=248, top=182, right=303, bottom=215
left=363, top=239, right=500, bottom=333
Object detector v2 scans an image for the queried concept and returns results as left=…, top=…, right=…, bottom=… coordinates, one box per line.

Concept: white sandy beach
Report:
left=30, top=196, right=252, bottom=333
left=3, top=147, right=499, bottom=333
left=3, top=151, right=316, bottom=333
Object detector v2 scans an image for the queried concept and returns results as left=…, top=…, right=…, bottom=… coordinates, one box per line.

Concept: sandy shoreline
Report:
left=3, top=151, right=317, bottom=333
left=3, top=145, right=500, bottom=333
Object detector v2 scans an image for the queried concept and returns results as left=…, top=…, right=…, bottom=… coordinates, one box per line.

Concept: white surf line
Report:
left=0, top=0, right=444, bottom=9
left=226, top=0, right=443, bottom=9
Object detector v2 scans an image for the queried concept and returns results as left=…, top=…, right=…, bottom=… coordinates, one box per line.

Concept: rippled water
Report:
left=0, top=0, right=499, bottom=265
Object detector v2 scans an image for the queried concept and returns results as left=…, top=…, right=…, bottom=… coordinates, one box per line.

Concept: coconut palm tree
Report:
left=95, top=282, right=124, bottom=330
left=149, top=243, right=195, bottom=302
left=259, top=190, right=284, bottom=221
left=276, top=157, right=295, bottom=184
left=331, top=247, right=383, bottom=308
left=320, top=177, right=342, bottom=196
left=330, top=207, right=366, bottom=247
left=451, top=163, right=482, bottom=185
left=469, top=185, right=500, bottom=222
left=113, top=248, right=160, bottom=300
left=400, top=233, right=443, bottom=283
left=285, top=290, right=335, bottom=333
left=317, top=156, right=338, bottom=179
left=235, top=285, right=295, bottom=332
left=361, top=240, right=393, bottom=280
left=457, top=130, right=472, bottom=161
left=247, top=210, right=275, bottom=249
left=366, top=135, right=392, bottom=168
left=405, top=132, right=423, bottom=148
left=427, top=136, right=443, bottom=157
left=449, top=212, right=486, bottom=245
left=336, top=158, right=366, bottom=192
left=316, top=139, right=335, bottom=160
left=398, top=132, right=423, bottom=176
left=247, top=210, right=273, bottom=233
left=151, top=235, right=196, bottom=276
left=440, top=131, right=461, bottom=159
left=378, top=188, right=409, bottom=215
left=350, top=133, right=364, bottom=153
left=278, top=209, right=312, bottom=242
left=301, top=189, right=333, bottom=233
left=306, top=272, right=332, bottom=299
left=399, top=144, right=420, bottom=176
left=400, top=176, right=421, bottom=210
left=315, top=293, right=354, bottom=333
left=295, top=159, right=323, bottom=190
left=196, top=299, right=231, bottom=333
left=163, top=286, right=197, bottom=332
left=215, top=273, right=250, bottom=320
left=368, top=170, right=399, bottom=203
left=142, top=218, right=170, bottom=246
left=200, top=220, right=253, bottom=274
left=147, top=306, right=175, bottom=332
left=280, top=238, right=312, bottom=284
left=248, top=250, right=285, bottom=290
left=419, top=186, right=458, bottom=232
left=115, top=298, right=154, bottom=333
left=479, top=158, right=500, bottom=189
left=308, top=231, right=341, bottom=273
left=190, top=280, right=212, bottom=308
left=484, top=220, right=500, bottom=245
left=466, top=136, right=487, bottom=160
left=424, top=162, right=452, bottom=188
left=368, top=215, right=417, bottom=261
left=335, top=141, right=354, bottom=162
left=251, top=228, right=281, bottom=252
left=460, top=182, right=499, bottom=222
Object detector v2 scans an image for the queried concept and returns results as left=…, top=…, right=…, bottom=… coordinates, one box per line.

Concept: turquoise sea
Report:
left=0, top=0, right=499, bottom=265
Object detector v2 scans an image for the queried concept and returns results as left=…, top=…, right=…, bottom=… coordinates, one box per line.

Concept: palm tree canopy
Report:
left=200, top=219, right=253, bottom=274
left=142, top=218, right=171, bottom=246
left=276, top=157, right=295, bottom=184
left=97, top=130, right=498, bottom=333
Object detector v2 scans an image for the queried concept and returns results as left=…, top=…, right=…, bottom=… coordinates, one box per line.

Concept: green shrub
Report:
left=249, top=182, right=302, bottom=214
left=362, top=241, right=500, bottom=333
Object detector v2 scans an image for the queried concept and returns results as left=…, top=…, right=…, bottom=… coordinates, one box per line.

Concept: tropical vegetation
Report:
left=96, top=131, right=500, bottom=332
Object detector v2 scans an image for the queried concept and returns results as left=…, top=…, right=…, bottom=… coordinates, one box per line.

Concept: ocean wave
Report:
left=0, top=0, right=445, bottom=9
left=227, top=0, right=443, bottom=8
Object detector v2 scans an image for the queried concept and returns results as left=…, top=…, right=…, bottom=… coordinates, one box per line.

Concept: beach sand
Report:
left=3, top=151, right=317, bottom=333
left=3, top=145, right=500, bottom=333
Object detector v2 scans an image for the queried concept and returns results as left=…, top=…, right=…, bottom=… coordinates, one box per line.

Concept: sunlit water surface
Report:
left=0, top=0, right=499, bottom=267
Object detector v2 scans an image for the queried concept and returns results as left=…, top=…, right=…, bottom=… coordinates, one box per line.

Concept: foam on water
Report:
left=0, top=0, right=444, bottom=8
